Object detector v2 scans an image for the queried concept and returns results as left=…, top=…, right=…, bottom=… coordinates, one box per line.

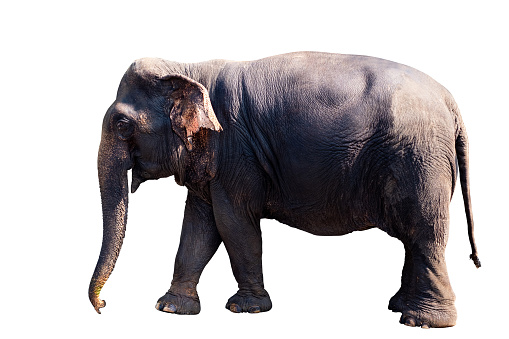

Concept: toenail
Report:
left=402, top=316, right=416, bottom=327
left=229, top=304, right=241, bottom=313
left=163, top=304, right=177, bottom=313
left=248, top=306, right=261, bottom=313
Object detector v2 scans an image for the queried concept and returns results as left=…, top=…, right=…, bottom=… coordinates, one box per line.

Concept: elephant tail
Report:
left=455, top=114, right=481, bottom=268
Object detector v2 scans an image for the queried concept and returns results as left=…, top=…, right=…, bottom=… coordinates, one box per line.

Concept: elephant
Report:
left=89, top=51, right=480, bottom=328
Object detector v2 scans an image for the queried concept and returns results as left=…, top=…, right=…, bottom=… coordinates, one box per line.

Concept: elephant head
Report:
left=89, top=58, right=222, bottom=314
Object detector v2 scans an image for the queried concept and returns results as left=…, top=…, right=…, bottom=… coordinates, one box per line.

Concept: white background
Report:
left=1, top=0, right=507, bottom=337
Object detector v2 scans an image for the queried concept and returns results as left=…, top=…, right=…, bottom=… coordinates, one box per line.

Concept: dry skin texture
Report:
left=89, top=52, right=479, bottom=328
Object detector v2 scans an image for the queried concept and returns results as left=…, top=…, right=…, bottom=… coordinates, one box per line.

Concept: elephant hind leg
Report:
left=394, top=241, right=457, bottom=328
left=388, top=243, right=413, bottom=313
left=387, top=182, right=456, bottom=327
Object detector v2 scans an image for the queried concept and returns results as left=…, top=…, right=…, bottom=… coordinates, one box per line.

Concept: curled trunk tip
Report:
left=89, top=288, right=106, bottom=314
left=89, top=275, right=108, bottom=313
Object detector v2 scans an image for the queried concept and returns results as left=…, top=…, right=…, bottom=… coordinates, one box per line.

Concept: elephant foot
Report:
left=155, top=291, right=200, bottom=315
left=226, top=289, right=272, bottom=313
left=390, top=298, right=456, bottom=328
left=399, top=307, right=456, bottom=328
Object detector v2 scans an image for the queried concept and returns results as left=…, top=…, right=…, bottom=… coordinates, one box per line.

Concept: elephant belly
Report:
left=264, top=198, right=377, bottom=236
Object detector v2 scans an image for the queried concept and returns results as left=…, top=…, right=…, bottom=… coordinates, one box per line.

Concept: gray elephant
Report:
left=89, top=51, right=480, bottom=328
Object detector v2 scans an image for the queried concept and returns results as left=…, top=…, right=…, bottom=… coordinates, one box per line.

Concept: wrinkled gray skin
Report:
left=89, top=52, right=480, bottom=328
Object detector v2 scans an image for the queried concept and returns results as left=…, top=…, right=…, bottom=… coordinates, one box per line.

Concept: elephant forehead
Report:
left=114, top=102, right=136, bottom=116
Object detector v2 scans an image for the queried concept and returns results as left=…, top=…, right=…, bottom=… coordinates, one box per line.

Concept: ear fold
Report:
left=160, top=74, right=222, bottom=150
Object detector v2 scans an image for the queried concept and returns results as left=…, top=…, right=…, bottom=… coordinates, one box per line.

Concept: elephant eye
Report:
left=116, top=118, right=134, bottom=140
left=116, top=120, right=127, bottom=129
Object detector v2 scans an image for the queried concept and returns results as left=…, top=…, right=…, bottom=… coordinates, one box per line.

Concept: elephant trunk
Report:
left=89, top=134, right=132, bottom=314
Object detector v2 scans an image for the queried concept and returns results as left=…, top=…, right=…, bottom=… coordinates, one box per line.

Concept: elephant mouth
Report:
left=131, top=174, right=145, bottom=193
left=131, top=167, right=149, bottom=193
left=130, top=157, right=175, bottom=193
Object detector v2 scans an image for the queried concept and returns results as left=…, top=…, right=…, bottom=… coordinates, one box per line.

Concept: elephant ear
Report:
left=160, top=74, right=222, bottom=151
left=160, top=74, right=222, bottom=186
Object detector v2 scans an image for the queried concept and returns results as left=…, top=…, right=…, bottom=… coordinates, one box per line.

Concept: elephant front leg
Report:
left=221, top=222, right=272, bottom=314
left=156, top=193, right=222, bottom=315
left=224, top=237, right=273, bottom=314
left=212, top=189, right=272, bottom=314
